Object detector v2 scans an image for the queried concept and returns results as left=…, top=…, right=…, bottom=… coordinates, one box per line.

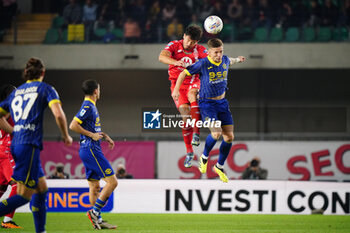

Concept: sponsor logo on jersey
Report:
left=181, top=57, right=193, bottom=67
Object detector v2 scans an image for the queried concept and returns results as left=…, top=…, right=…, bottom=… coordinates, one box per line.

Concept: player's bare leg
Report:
left=99, top=176, right=117, bottom=202
left=178, top=104, right=194, bottom=167
left=87, top=180, right=100, bottom=206
left=188, top=88, right=201, bottom=146
left=87, top=176, right=118, bottom=230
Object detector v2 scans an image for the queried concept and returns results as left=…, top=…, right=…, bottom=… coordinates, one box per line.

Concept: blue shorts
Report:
left=79, top=147, right=115, bottom=180
left=199, top=98, right=234, bottom=126
left=11, top=144, right=45, bottom=189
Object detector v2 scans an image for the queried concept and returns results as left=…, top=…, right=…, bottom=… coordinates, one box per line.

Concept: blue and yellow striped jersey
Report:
left=0, top=79, right=60, bottom=150
left=185, top=55, right=231, bottom=99
left=74, top=98, right=102, bottom=149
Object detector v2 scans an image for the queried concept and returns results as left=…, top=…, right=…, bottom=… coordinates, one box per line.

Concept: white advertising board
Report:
left=1, top=180, right=348, bottom=215
left=114, top=180, right=349, bottom=215
left=157, top=141, right=350, bottom=181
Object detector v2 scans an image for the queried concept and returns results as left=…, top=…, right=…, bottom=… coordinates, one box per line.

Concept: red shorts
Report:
left=0, top=158, right=13, bottom=185
left=170, top=80, right=200, bottom=108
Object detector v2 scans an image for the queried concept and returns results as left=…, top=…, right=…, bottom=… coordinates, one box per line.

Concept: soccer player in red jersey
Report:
left=159, top=25, right=208, bottom=167
left=0, top=84, right=21, bottom=228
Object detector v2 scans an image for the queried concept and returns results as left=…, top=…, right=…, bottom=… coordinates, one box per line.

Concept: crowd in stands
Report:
left=1, top=0, right=350, bottom=43
left=60, top=0, right=350, bottom=42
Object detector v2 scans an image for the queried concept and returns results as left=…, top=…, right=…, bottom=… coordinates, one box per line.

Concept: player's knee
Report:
left=107, top=176, right=118, bottom=189
left=211, top=132, right=221, bottom=140
left=187, top=92, right=197, bottom=102
left=92, top=185, right=100, bottom=194
left=223, top=133, right=234, bottom=143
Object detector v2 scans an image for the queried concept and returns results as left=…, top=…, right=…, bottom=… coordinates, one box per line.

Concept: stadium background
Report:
left=0, top=0, right=349, bottom=225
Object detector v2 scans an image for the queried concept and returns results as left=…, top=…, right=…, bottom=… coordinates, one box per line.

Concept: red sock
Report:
left=5, top=183, right=17, bottom=219
left=190, top=101, right=201, bottom=135
left=182, top=127, right=193, bottom=153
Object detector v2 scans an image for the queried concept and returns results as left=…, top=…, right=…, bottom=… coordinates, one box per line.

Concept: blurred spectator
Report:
left=124, top=17, right=141, bottom=43
left=277, top=0, right=293, bottom=28
left=62, top=0, right=82, bottom=28
left=292, top=0, right=308, bottom=27
left=242, top=157, right=268, bottom=180
left=242, top=0, right=258, bottom=28
left=337, top=0, right=349, bottom=26
left=175, top=0, right=191, bottom=26
left=199, top=0, right=214, bottom=21
left=94, top=1, right=115, bottom=31
left=188, top=14, right=202, bottom=29
left=83, top=0, right=98, bottom=42
left=321, top=0, right=339, bottom=27
left=49, top=163, right=69, bottom=179
left=149, top=0, right=161, bottom=23
left=115, top=0, right=127, bottom=28
left=143, top=18, right=157, bottom=43
left=162, top=2, right=176, bottom=25
left=212, top=0, right=227, bottom=21
left=253, top=0, right=273, bottom=29
left=116, top=163, right=133, bottom=179
left=166, top=17, right=183, bottom=41
left=307, top=0, right=322, bottom=26
left=346, top=0, right=350, bottom=26
left=228, top=0, right=243, bottom=26
left=130, top=0, right=147, bottom=27
left=0, top=0, right=17, bottom=30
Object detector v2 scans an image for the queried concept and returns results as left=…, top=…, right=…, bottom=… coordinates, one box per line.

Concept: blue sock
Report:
left=0, top=195, right=29, bottom=217
left=218, top=140, right=232, bottom=166
left=30, top=192, right=47, bottom=233
left=203, top=134, right=217, bottom=157
left=93, top=198, right=106, bottom=215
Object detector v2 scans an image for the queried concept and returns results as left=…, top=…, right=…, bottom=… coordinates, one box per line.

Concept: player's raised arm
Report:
left=229, top=56, right=246, bottom=65
left=159, top=50, right=186, bottom=67
left=50, top=102, right=72, bottom=146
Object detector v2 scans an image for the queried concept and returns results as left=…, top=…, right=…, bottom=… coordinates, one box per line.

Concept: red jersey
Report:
left=164, top=39, right=208, bottom=85
left=0, top=117, right=14, bottom=159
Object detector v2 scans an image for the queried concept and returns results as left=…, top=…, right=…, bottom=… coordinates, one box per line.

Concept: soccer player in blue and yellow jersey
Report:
left=69, top=79, right=117, bottom=230
left=0, top=57, right=73, bottom=232
left=172, top=38, right=246, bottom=183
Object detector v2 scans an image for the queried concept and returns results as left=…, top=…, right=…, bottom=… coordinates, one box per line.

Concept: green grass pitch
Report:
left=1, top=213, right=349, bottom=232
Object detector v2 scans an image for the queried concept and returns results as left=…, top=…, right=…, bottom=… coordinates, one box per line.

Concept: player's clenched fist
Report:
left=172, top=89, right=180, bottom=101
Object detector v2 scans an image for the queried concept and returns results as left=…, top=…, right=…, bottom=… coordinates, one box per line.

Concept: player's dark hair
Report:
left=185, top=25, right=203, bottom=41
left=22, top=57, right=45, bottom=81
left=0, top=84, right=15, bottom=102
left=82, top=79, right=99, bottom=95
left=207, top=38, right=223, bottom=48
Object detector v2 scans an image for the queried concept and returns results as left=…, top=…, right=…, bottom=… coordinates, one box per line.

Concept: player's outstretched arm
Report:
left=159, top=50, right=186, bottom=67
left=229, top=56, right=246, bottom=65
left=50, top=102, right=73, bottom=146
left=69, top=118, right=103, bottom=141
left=0, top=114, right=13, bottom=134
left=101, top=132, right=115, bottom=149
left=171, top=70, right=187, bottom=101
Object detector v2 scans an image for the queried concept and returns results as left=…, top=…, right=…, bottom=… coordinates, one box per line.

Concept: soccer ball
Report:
left=204, top=15, right=223, bottom=34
